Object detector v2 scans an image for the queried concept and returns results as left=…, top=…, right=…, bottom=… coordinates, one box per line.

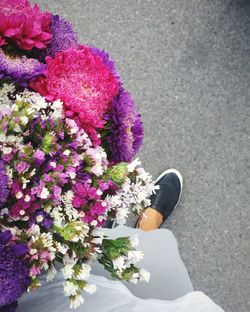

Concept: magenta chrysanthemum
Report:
left=30, top=46, right=119, bottom=139
left=0, top=0, right=52, bottom=50
left=0, top=48, right=46, bottom=86
left=105, top=88, right=144, bottom=162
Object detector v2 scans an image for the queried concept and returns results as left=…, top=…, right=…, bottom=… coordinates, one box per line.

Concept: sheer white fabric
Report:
left=18, top=227, right=224, bottom=312
left=18, top=273, right=224, bottom=312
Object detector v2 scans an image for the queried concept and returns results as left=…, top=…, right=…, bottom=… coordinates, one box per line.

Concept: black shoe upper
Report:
left=150, top=172, right=182, bottom=222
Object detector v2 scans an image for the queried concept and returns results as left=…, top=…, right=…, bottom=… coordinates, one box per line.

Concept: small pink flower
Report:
left=15, top=161, right=29, bottom=174
left=52, top=185, right=61, bottom=200
left=10, top=180, right=22, bottom=197
left=30, top=254, right=39, bottom=261
left=40, top=250, right=50, bottom=261
left=73, top=183, right=87, bottom=197
left=34, top=149, right=45, bottom=165
left=72, top=195, right=82, bottom=208
left=2, top=153, right=13, bottom=162
left=43, top=174, right=54, bottom=183
left=30, top=266, right=41, bottom=277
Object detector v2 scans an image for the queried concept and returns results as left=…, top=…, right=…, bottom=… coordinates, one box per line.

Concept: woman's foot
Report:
left=137, top=169, right=183, bottom=231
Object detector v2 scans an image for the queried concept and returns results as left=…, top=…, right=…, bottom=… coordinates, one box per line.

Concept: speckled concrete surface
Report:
left=32, top=1, right=250, bottom=311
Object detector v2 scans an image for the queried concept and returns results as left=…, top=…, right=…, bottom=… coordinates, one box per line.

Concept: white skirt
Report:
left=18, top=226, right=224, bottom=312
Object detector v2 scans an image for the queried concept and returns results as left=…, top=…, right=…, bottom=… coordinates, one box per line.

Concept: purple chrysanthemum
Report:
left=90, top=46, right=120, bottom=81
left=46, top=15, right=78, bottom=57
left=0, top=49, right=46, bottom=86
left=105, top=88, right=144, bottom=162
left=0, top=159, right=9, bottom=208
left=0, top=231, right=30, bottom=307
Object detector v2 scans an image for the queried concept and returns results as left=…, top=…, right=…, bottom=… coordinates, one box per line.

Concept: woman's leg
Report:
left=92, top=170, right=194, bottom=300
left=92, top=226, right=194, bottom=300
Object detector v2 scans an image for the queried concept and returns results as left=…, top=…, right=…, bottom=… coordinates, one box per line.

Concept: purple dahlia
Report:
left=0, top=159, right=9, bottom=208
left=0, top=231, right=30, bottom=308
left=0, top=49, right=46, bottom=86
left=105, top=88, right=144, bottom=162
left=46, top=15, right=78, bottom=57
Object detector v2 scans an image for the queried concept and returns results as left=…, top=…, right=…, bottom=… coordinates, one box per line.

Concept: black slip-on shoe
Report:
left=135, top=169, right=183, bottom=228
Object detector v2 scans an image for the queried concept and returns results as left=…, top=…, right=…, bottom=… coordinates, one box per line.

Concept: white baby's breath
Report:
left=83, top=284, right=97, bottom=294
left=39, top=187, right=50, bottom=199
left=0, top=83, right=15, bottom=106
left=139, top=268, right=150, bottom=282
left=62, top=264, right=75, bottom=279
left=112, top=256, right=126, bottom=272
left=76, top=263, right=91, bottom=280
left=47, top=264, right=57, bottom=282
left=127, top=250, right=144, bottom=264
left=69, top=294, right=84, bottom=309
left=63, top=281, right=78, bottom=297
left=129, top=272, right=140, bottom=284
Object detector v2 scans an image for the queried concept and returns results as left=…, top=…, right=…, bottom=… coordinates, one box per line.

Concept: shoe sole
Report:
left=155, top=168, right=183, bottom=210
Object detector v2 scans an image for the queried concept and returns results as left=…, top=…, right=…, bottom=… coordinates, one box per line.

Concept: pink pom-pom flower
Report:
left=30, top=46, right=120, bottom=143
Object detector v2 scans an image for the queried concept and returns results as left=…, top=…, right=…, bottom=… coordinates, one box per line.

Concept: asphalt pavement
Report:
left=31, top=1, right=250, bottom=311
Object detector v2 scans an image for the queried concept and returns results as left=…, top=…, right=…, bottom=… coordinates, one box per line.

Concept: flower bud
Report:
left=107, top=163, right=128, bottom=185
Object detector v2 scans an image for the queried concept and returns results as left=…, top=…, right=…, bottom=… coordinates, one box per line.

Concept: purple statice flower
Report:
left=76, top=170, right=91, bottom=184
left=83, top=201, right=107, bottom=226
left=9, top=197, right=40, bottom=220
left=2, top=153, right=13, bottom=162
left=72, top=182, right=99, bottom=208
left=10, top=180, right=22, bottom=198
left=90, top=46, right=120, bottom=82
left=33, top=149, right=45, bottom=165
left=52, top=185, right=62, bottom=201
left=72, top=182, right=88, bottom=208
left=43, top=174, right=54, bottom=183
left=46, top=15, right=78, bottom=57
left=0, top=231, right=30, bottom=307
left=0, top=159, right=9, bottom=208
left=0, top=48, right=46, bottom=87
left=29, top=211, right=53, bottom=229
left=104, top=88, right=144, bottom=162
left=99, top=179, right=118, bottom=194
left=31, top=180, right=47, bottom=198
left=15, top=161, right=29, bottom=174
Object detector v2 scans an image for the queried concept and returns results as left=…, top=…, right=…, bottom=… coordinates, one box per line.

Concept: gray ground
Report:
left=33, top=1, right=250, bottom=311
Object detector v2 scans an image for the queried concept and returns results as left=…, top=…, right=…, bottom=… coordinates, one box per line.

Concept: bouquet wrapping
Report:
left=0, top=0, right=156, bottom=309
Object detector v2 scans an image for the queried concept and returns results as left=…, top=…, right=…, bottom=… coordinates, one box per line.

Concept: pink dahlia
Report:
left=0, top=0, right=52, bottom=50
left=30, top=46, right=119, bottom=141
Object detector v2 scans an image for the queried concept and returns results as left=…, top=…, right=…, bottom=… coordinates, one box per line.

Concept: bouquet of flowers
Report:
left=0, top=0, right=156, bottom=310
